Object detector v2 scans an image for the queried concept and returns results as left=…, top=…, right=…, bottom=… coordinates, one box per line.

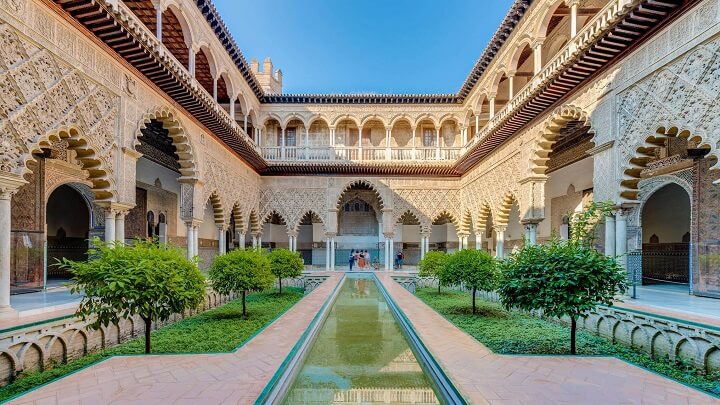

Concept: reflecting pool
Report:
left=283, top=273, right=439, bottom=404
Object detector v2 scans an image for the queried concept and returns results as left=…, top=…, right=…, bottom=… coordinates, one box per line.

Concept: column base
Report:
left=0, top=306, right=18, bottom=320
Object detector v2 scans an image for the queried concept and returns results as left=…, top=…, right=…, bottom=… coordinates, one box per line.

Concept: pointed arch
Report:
left=432, top=210, right=461, bottom=233
left=262, top=210, right=290, bottom=231
left=389, top=114, right=413, bottom=128
left=621, top=125, right=717, bottom=200
left=531, top=105, right=594, bottom=176
left=293, top=210, right=326, bottom=233
left=335, top=179, right=385, bottom=210
left=476, top=202, right=493, bottom=233
left=206, top=192, right=224, bottom=225
left=135, top=107, right=198, bottom=179
left=27, top=125, right=116, bottom=202
left=282, top=113, right=308, bottom=129
left=360, top=114, right=388, bottom=128
left=332, top=115, right=361, bottom=128
left=495, top=193, right=519, bottom=227
left=307, top=114, right=331, bottom=129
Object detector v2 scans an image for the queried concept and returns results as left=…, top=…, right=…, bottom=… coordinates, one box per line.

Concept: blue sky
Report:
left=213, top=0, right=515, bottom=94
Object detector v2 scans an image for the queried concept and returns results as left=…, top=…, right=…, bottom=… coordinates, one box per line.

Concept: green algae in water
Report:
left=283, top=274, right=439, bottom=404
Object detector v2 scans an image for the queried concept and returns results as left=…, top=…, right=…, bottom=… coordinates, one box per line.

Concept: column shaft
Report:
left=104, top=210, right=116, bottom=243
left=115, top=212, right=125, bottom=244
left=186, top=222, right=194, bottom=258
left=615, top=211, right=627, bottom=270
left=0, top=193, right=12, bottom=311
left=495, top=229, right=505, bottom=259
left=605, top=215, right=616, bottom=256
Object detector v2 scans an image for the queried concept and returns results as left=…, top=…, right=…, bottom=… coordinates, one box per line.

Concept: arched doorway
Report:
left=46, top=185, right=91, bottom=280
left=641, top=183, right=691, bottom=287
left=337, top=182, right=384, bottom=269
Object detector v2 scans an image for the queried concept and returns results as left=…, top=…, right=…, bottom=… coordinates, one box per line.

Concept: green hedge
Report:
left=416, top=288, right=720, bottom=396
left=0, top=288, right=303, bottom=402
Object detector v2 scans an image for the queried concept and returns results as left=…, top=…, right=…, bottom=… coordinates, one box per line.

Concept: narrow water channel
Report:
left=283, top=273, right=440, bottom=404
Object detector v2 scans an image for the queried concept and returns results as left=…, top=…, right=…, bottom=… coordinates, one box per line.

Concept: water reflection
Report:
left=283, top=274, right=439, bottom=404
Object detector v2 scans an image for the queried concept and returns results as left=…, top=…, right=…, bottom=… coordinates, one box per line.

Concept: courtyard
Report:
left=1, top=0, right=720, bottom=403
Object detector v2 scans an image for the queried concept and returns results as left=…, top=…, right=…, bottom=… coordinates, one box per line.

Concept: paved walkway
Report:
left=10, top=274, right=343, bottom=405
left=376, top=274, right=719, bottom=405
left=616, top=284, right=720, bottom=327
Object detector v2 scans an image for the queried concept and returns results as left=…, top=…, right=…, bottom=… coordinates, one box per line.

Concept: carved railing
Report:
left=259, top=146, right=461, bottom=162
left=461, top=0, right=638, bottom=151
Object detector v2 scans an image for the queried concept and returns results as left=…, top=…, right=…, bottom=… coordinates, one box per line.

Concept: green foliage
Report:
left=208, top=249, right=274, bottom=315
left=444, top=249, right=499, bottom=314
left=499, top=240, right=628, bottom=353
left=416, top=288, right=720, bottom=396
left=0, top=289, right=303, bottom=402
left=418, top=251, right=449, bottom=292
left=568, top=200, right=615, bottom=248
left=268, top=249, right=304, bottom=294
left=58, top=238, right=206, bottom=353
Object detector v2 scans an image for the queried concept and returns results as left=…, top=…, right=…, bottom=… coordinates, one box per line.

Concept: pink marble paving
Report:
left=376, top=274, right=719, bottom=405
left=10, top=273, right=343, bottom=405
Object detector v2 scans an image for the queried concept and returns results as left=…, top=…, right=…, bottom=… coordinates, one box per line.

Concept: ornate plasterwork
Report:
left=393, top=189, right=462, bottom=230
left=0, top=23, right=119, bottom=201
left=258, top=188, right=327, bottom=232
left=618, top=34, right=720, bottom=200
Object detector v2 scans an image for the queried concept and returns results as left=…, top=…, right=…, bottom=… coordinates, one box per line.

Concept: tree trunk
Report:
left=570, top=317, right=577, bottom=355
left=472, top=287, right=477, bottom=315
left=437, top=279, right=441, bottom=294
left=278, top=276, right=282, bottom=294
left=142, top=316, right=152, bottom=354
left=242, top=290, right=247, bottom=316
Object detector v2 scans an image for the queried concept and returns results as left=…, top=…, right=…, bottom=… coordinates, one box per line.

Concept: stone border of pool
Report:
left=374, top=273, right=467, bottom=404
left=256, top=273, right=346, bottom=404
left=258, top=271, right=467, bottom=405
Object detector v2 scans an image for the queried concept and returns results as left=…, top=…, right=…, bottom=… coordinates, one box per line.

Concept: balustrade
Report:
left=259, top=146, right=461, bottom=162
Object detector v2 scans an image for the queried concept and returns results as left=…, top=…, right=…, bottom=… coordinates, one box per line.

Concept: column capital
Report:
left=565, top=0, right=581, bottom=6
left=493, top=225, right=507, bottom=233
left=287, top=229, right=298, bottom=237
left=0, top=173, right=27, bottom=199
left=519, top=175, right=548, bottom=185
left=383, top=233, right=395, bottom=239
left=521, top=218, right=543, bottom=226
left=324, top=232, right=336, bottom=238
left=531, top=38, right=545, bottom=48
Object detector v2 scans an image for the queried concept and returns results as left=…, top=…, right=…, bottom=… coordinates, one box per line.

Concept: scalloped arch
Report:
left=531, top=105, right=594, bottom=176
left=136, top=107, right=198, bottom=179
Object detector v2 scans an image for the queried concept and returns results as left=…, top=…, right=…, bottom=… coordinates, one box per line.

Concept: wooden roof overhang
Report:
left=50, top=0, right=268, bottom=172
left=454, top=0, right=694, bottom=174
left=261, top=162, right=461, bottom=177
left=51, top=0, right=697, bottom=177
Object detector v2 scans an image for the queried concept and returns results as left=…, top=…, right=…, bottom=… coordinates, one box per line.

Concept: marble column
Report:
left=186, top=222, right=194, bottom=258
left=252, top=235, right=258, bottom=249
left=0, top=186, right=18, bottom=315
left=104, top=209, right=116, bottom=244
left=330, top=237, right=336, bottom=270
left=193, top=224, right=200, bottom=257
left=605, top=214, right=616, bottom=257
left=218, top=226, right=226, bottom=255
left=532, top=40, right=543, bottom=75
left=115, top=210, right=126, bottom=244
left=155, top=4, right=163, bottom=40
left=615, top=210, right=627, bottom=270
left=495, top=226, right=506, bottom=259
left=475, top=232, right=483, bottom=250
left=326, top=237, right=331, bottom=271
left=238, top=233, right=246, bottom=250
left=389, top=236, right=395, bottom=270
left=524, top=222, right=538, bottom=246
left=384, top=237, right=390, bottom=270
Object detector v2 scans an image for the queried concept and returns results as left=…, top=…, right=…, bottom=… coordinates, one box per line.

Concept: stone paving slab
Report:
left=376, top=273, right=720, bottom=405
left=10, top=273, right=343, bottom=405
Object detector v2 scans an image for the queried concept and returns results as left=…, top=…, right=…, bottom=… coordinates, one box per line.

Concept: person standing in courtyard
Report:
left=349, top=249, right=355, bottom=271
left=358, top=250, right=366, bottom=269
left=364, top=250, right=371, bottom=270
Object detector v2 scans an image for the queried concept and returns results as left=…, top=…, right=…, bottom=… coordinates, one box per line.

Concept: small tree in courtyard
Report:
left=209, top=249, right=274, bottom=316
left=444, top=250, right=499, bottom=314
left=418, top=251, right=449, bottom=293
left=59, top=238, right=206, bottom=354
left=498, top=202, right=628, bottom=354
left=268, top=248, right=304, bottom=294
